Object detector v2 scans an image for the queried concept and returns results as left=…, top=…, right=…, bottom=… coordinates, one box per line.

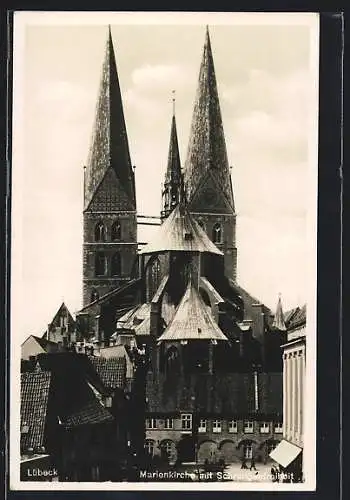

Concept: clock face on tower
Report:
left=201, top=187, right=218, bottom=208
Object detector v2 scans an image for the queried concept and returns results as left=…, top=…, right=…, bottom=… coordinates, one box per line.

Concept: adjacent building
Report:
left=20, top=352, right=131, bottom=481
left=270, top=305, right=306, bottom=482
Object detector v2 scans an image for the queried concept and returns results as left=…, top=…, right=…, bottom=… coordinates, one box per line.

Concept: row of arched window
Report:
left=94, top=220, right=121, bottom=242
left=197, top=221, right=223, bottom=244
left=95, top=252, right=121, bottom=277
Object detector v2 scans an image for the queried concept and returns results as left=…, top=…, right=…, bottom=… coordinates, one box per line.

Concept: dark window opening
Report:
left=111, top=220, right=122, bottom=241
left=95, top=221, right=106, bottom=242
left=95, top=253, right=107, bottom=276
left=111, top=253, right=121, bottom=276
left=212, top=223, right=223, bottom=243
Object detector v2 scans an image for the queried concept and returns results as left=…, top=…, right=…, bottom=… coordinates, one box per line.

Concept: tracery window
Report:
left=95, top=221, right=106, bottom=242
left=111, top=220, right=121, bottom=241
left=212, top=222, right=223, bottom=243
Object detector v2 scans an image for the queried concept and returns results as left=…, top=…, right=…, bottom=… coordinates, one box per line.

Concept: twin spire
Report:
left=162, top=25, right=234, bottom=218
left=84, top=25, right=135, bottom=211
left=85, top=26, right=232, bottom=218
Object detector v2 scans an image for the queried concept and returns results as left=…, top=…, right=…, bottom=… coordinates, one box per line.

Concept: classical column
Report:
left=283, top=353, right=287, bottom=437
left=300, top=349, right=304, bottom=445
left=288, top=352, right=293, bottom=441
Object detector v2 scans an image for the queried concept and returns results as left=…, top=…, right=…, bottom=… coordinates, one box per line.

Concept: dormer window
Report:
left=184, top=231, right=193, bottom=241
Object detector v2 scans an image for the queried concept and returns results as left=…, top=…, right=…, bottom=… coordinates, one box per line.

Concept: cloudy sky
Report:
left=12, top=12, right=319, bottom=343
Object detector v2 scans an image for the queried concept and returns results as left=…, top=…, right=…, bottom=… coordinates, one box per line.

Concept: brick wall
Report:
left=82, top=211, right=137, bottom=306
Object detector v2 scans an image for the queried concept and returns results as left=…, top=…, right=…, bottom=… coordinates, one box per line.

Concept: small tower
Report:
left=82, top=27, right=137, bottom=306
left=184, top=26, right=237, bottom=281
left=272, top=294, right=287, bottom=332
left=161, top=92, right=183, bottom=221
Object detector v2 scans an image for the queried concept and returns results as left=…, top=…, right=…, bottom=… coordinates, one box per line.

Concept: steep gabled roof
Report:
left=184, top=27, right=234, bottom=211
left=158, top=281, right=228, bottom=342
left=21, top=371, right=51, bottom=450
left=64, top=400, right=114, bottom=428
left=139, top=204, right=223, bottom=256
left=47, top=302, right=75, bottom=327
left=84, top=27, right=135, bottom=210
left=88, top=356, right=127, bottom=389
left=287, top=304, right=306, bottom=331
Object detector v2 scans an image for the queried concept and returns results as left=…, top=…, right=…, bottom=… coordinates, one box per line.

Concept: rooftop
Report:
left=21, top=371, right=51, bottom=451
left=158, top=281, right=228, bottom=342
left=139, top=204, right=223, bottom=256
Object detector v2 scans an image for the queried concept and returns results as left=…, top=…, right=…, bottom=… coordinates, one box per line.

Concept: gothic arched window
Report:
left=95, top=221, right=106, bottom=242
left=212, top=223, right=223, bottom=244
left=95, top=252, right=107, bottom=276
left=111, top=220, right=121, bottom=241
left=91, top=289, right=99, bottom=302
left=165, top=346, right=180, bottom=374
left=111, top=252, right=121, bottom=276
left=146, top=257, right=161, bottom=301
left=144, top=439, right=155, bottom=457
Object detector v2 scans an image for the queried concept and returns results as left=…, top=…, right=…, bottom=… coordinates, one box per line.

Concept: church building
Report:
left=75, top=26, right=287, bottom=466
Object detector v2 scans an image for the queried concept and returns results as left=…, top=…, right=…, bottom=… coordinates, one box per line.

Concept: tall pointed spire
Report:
left=184, top=26, right=234, bottom=211
left=161, top=92, right=183, bottom=220
left=272, top=294, right=287, bottom=331
left=84, top=27, right=135, bottom=210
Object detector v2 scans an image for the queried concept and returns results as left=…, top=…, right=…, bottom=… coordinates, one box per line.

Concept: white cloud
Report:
left=131, top=63, right=194, bottom=91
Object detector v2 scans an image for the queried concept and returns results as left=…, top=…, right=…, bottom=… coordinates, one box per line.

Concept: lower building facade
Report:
left=144, top=415, right=283, bottom=465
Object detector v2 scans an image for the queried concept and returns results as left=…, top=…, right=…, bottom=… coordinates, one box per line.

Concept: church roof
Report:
left=139, top=204, right=223, bottom=256
left=184, top=27, right=234, bottom=211
left=84, top=27, right=135, bottom=210
left=157, top=281, right=228, bottom=342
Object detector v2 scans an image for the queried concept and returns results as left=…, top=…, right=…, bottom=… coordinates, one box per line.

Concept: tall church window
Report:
left=165, top=345, right=180, bottom=374
left=212, top=223, right=223, bottom=243
left=111, top=220, right=122, bottom=241
left=95, top=221, right=106, bottom=242
left=111, top=252, right=121, bottom=276
left=95, top=252, right=107, bottom=276
left=146, top=257, right=161, bottom=301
